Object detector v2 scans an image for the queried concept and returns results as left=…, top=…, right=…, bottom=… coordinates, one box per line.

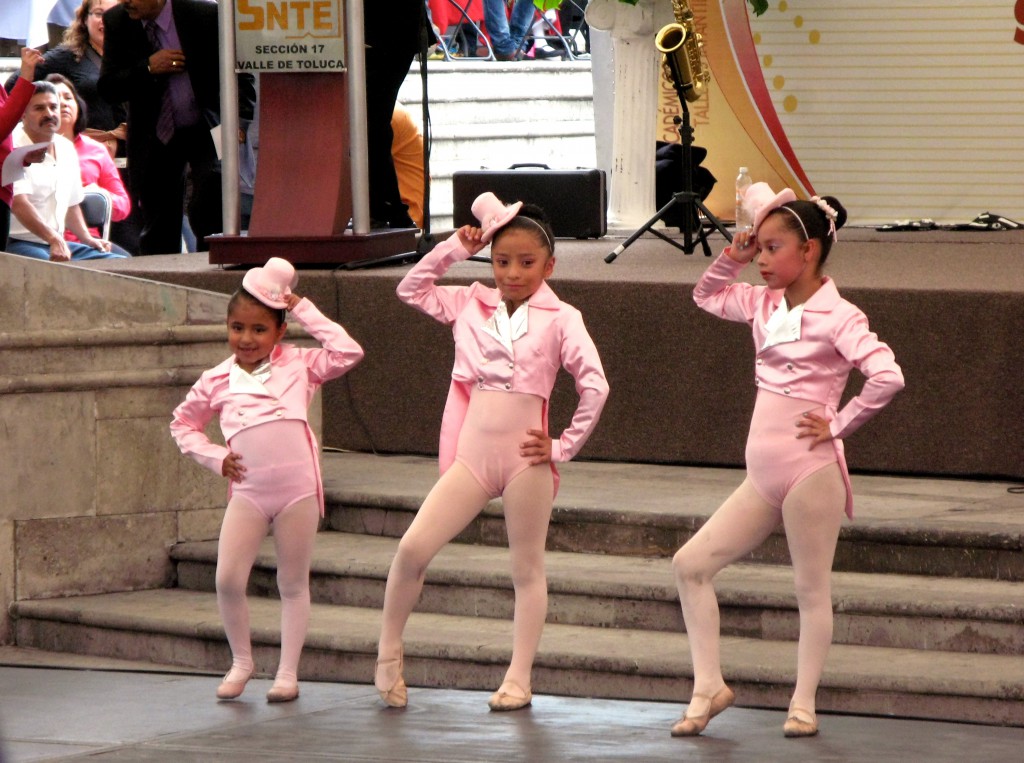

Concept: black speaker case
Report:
left=453, top=166, right=607, bottom=239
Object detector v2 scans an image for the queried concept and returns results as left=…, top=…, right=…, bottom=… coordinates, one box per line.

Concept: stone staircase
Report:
left=11, top=453, right=1024, bottom=726
left=396, top=59, right=597, bottom=231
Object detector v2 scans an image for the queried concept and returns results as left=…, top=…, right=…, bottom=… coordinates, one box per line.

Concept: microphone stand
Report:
left=605, top=81, right=730, bottom=263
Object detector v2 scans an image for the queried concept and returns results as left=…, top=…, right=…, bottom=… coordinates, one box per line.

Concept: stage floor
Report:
left=3, top=654, right=1024, bottom=763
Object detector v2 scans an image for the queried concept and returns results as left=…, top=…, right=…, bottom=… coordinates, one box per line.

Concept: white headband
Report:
left=779, top=206, right=809, bottom=241
left=780, top=198, right=839, bottom=243
left=514, top=215, right=554, bottom=252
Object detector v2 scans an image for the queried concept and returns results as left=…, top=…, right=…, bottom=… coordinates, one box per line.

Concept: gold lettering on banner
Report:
left=689, top=0, right=710, bottom=127
left=237, top=0, right=336, bottom=34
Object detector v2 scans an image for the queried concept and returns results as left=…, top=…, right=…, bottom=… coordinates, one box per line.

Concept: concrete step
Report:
left=0, top=321, right=322, bottom=393
left=11, top=589, right=1024, bottom=726
left=398, top=60, right=594, bottom=106
left=171, top=532, right=1024, bottom=656
left=396, top=59, right=596, bottom=231
left=0, top=325, right=226, bottom=387
left=322, top=454, right=1024, bottom=581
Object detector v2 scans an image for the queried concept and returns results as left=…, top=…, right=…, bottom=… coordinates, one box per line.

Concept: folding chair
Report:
left=80, top=190, right=112, bottom=240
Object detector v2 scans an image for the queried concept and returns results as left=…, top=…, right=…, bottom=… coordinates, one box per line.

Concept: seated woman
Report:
left=47, top=73, right=132, bottom=255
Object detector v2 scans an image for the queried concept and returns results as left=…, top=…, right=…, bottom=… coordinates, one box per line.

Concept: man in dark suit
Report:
left=364, top=1, right=432, bottom=230
left=98, top=0, right=255, bottom=254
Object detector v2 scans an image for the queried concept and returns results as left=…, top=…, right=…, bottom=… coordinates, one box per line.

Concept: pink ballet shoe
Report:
left=374, top=653, right=407, bottom=708
left=216, top=667, right=254, bottom=700
left=670, top=684, right=735, bottom=736
left=488, top=680, right=532, bottom=712
left=266, top=680, right=300, bottom=703
left=783, top=704, right=819, bottom=737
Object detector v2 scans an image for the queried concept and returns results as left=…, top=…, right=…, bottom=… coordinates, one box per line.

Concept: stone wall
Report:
left=0, top=254, right=322, bottom=643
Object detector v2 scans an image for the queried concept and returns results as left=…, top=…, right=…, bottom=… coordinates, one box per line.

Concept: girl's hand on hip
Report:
left=222, top=452, right=246, bottom=482
left=796, top=411, right=833, bottom=447
left=520, top=428, right=552, bottom=465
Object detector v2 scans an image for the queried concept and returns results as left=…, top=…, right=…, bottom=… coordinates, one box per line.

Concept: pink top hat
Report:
left=472, top=191, right=524, bottom=244
left=743, top=181, right=798, bottom=234
left=241, top=257, right=298, bottom=309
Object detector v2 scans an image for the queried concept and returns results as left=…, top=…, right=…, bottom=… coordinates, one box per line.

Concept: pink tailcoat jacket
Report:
left=694, top=251, right=905, bottom=517
left=397, top=233, right=610, bottom=495
left=170, top=298, right=365, bottom=515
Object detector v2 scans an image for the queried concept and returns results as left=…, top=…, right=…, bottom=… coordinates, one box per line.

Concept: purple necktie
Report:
left=145, top=22, right=176, bottom=144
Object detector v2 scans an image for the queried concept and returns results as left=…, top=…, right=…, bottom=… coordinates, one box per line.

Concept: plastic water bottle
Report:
left=735, top=167, right=753, bottom=232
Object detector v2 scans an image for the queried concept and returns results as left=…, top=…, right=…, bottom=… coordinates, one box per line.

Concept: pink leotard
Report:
left=745, top=389, right=840, bottom=509
left=228, top=419, right=317, bottom=522
left=455, top=388, right=544, bottom=499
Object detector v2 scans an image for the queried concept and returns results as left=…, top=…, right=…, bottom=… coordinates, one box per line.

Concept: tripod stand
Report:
left=605, top=89, right=730, bottom=263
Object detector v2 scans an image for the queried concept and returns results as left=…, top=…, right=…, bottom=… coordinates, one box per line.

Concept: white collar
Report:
left=481, top=300, right=529, bottom=352
left=229, top=360, right=271, bottom=394
left=762, top=299, right=804, bottom=350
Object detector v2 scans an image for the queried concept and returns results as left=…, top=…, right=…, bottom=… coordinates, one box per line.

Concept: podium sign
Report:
left=209, top=0, right=418, bottom=264
left=234, top=0, right=346, bottom=73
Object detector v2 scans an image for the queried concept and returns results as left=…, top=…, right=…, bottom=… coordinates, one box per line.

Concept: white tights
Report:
left=216, top=495, right=320, bottom=686
left=673, top=463, right=846, bottom=715
left=377, top=461, right=554, bottom=690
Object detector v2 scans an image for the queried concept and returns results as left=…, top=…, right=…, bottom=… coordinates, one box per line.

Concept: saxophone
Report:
left=655, top=0, right=710, bottom=102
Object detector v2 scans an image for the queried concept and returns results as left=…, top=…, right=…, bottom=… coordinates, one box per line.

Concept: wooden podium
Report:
left=207, top=2, right=418, bottom=266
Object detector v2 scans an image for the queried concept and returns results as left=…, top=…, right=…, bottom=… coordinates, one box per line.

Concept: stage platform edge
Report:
left=206, top=229, right=419, bottom=266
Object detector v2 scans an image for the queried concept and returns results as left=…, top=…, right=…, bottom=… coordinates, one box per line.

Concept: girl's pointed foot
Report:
left=374, top=654, right=407, bottom=708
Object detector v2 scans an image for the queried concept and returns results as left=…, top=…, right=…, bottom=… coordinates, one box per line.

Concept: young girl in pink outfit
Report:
left=375, top=192, right=609, bottom=712
left=171, top=258, right=364, bottom=703
left=672, top=185, right=904, bottom=738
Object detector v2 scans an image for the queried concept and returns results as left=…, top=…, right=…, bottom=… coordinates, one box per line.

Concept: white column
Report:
left=586, top=0, right=661, bottom=230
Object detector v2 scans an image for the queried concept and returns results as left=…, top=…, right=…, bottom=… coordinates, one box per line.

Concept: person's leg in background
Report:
left=3, top=238, right=52, bottom=259
left=364, top=0, right=423, bottom=228
left=506, top=0, right=537, bottom=57
left=483, top=0, right=516, bottom=59
left=182, top=124, right=224, bottom=252
left=109, top=166, right=142, bottom=255
left=134, top=133, right=187, bottom=255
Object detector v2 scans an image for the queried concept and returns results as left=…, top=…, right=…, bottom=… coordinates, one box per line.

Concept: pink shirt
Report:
left=74, top=133, right=130, bottom=221
left=170, top=298, right=364, bottom=514
left=694, top=251, right=904, bottom=439
left=397, top=233, right=610, bottom=494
